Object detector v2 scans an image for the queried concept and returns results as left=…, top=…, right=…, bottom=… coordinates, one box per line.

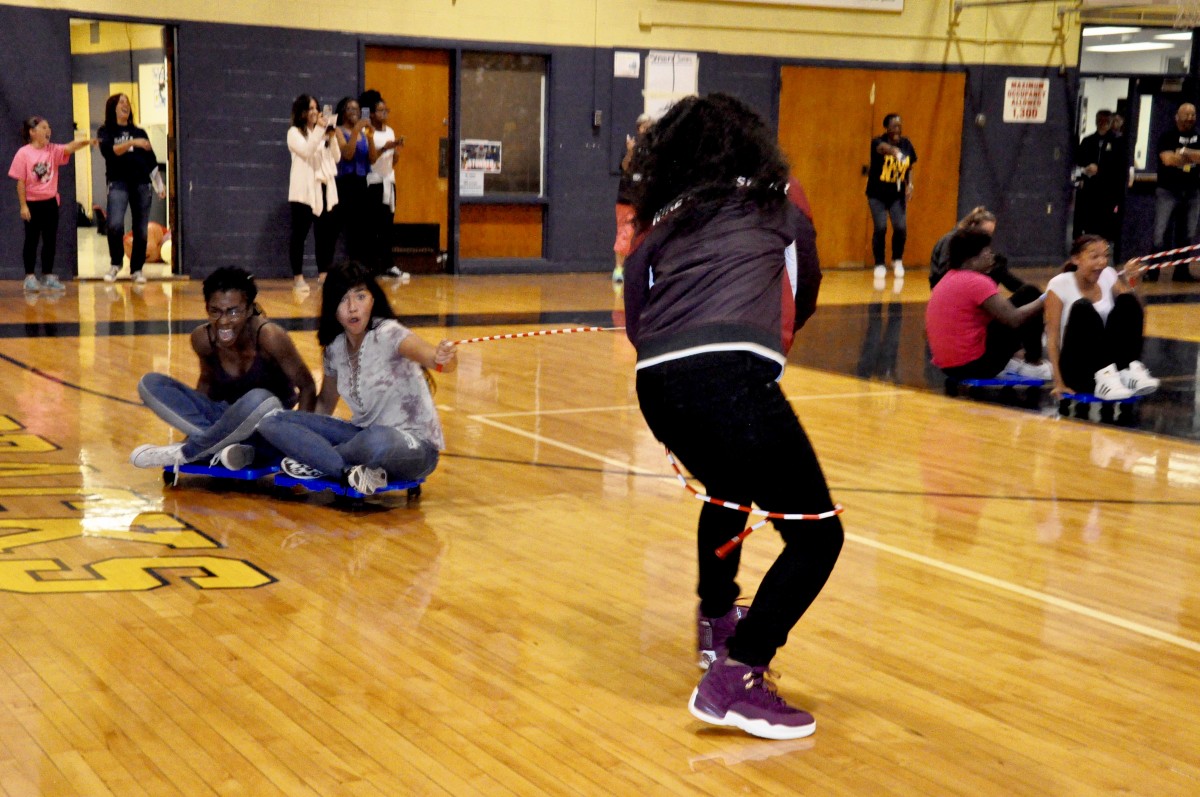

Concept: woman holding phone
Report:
left=287, top=94, right=340, bottom=290
left=333, top=96, right=377, bottom=266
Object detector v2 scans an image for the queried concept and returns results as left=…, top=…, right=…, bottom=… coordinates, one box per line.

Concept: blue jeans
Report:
left=868, top=195, right=907, bottom=265
left=138, top=373, right=282, bottom=462
left=107, top=181, right=153, bottom=273
left=635, top=351, right=844, bottom=668
left=257, top=410, right=440, bottom=481
left=1153, top=187, right=1200, bottom=250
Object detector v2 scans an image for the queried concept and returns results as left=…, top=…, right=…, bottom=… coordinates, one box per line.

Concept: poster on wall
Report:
left=460, top=139, right=502, bottom=173
left=1003, top=77, right=1050, bottom=124
left=138, top=61, right=168, bottom=127
left=714, top=0, right=901, bottom=9
left=644, top=51, right=699, bottom=119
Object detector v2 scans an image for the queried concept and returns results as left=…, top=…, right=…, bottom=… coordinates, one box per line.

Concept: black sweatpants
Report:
left=636, top=351, right=844, bottom=668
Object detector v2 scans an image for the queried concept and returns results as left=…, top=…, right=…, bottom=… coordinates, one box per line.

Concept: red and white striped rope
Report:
left=1129, top=242, right=1200, bottom=263
left=1128, top=244, right=1200, bottom=276
left=664, top=449, right=844, bottom=558
left=451, top=326, right=624, bottom=346
left=436, top=325, right=625, bottom=370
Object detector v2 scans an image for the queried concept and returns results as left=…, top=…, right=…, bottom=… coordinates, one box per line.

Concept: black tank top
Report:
left=205, top=321, right=298, bottom=408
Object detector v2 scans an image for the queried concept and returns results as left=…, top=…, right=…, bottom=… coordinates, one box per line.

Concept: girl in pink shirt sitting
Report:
left=7, top=116, right=95, bottom=292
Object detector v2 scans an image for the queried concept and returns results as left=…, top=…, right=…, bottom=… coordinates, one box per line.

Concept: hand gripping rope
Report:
left=435, top=326, right=624, bottom=370
left=1127, top=243, right=1200, bottom=282
left=665, top=449, right=844, bottom=559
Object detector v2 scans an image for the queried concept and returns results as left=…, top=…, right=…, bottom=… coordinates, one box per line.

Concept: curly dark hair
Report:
left=948, top=229, right=993, bottom=270
left=202, top=266, right=261, bottom=313
left=317, top=261, right=396, bottom=348
left=358, top=89, right=383, bottom=116
left=628, top=93, right=789, bottom=233
left=291, top=94, right=316, bottom=131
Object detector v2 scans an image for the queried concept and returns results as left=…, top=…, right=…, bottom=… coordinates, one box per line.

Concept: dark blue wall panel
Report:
left=959, top=64, right=1076, bottom=267
left=0, top=8, right=76, bottom=281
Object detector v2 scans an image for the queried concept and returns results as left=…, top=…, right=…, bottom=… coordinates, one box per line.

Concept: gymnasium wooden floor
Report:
left=1, top=269, right=1198, bottom=796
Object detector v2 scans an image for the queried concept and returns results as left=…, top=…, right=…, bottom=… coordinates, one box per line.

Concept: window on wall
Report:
left=1080, top=26, right=1192, bottom=75
left=459, top=52, right=546, bottom=197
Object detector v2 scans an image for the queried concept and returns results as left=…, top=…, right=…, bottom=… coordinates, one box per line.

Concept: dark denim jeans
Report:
left=107, top=181, right=153, bottom=273
left=868, top=195, right=907, bottom=265
left=636, top=351, right=844, bottom=667
left=138, top=373, right=283, bottom=463
left=257, top=410, right=439, bottom=481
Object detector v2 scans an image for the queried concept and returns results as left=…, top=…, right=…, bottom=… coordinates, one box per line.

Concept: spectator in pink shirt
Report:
left=7, top=116, right=95, bottom=292
left=925, top=229, right=1049, bottom=382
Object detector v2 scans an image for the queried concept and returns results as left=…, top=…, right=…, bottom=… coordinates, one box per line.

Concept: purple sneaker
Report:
left=688, top=654, right=816, bottom=740
left=697, top=604, right=750, bottom=670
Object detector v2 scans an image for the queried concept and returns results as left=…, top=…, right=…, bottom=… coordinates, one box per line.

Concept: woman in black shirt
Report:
left=97, top=93, right=162, bottom=284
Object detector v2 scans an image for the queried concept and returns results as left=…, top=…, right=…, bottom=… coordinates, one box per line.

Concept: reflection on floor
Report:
left=792, top=268, right=1200, bottom=442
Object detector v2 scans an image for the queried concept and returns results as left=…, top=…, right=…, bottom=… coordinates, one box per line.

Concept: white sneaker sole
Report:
left=688, top=688, right=816, bottom=740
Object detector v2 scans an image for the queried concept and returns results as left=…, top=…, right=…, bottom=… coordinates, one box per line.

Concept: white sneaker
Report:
left=130, top=442, right=185, bottom=469
left=347, top=464, right=389, bottom=496
left=892, top=259, right=905, bottom=278
left=41, top=274, right=64, bottom=291
left=873, top=265, right=886, bottom=281
left=22, top=275, right=40, bottom=292
left=1003, top=358, right=1051, bottom=381
left=1093, top=364, right=1135, bottom=401
left=386, top=266, right=403, bottom=278
left=103, top=266, right=120, bottom=283
left=133, top=271, right=147, bottom=285
left=211, top=444, right=255, bottom=470
left=1119, top=360, right=1159, bottom=396
left=281, top=457, right=324, bottom=480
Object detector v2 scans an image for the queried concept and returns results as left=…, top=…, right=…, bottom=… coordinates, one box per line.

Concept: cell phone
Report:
left=322, top=104, right=332, bottom=117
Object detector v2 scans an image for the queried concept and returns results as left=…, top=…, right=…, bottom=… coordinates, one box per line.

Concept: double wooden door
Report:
left=779, top=66, right=965, bottom=268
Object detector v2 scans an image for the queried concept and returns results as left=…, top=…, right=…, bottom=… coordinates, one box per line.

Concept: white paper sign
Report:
left=644, top=51, right=699, bottom=119
left=1003, top=77, right=1050, bottom=124
left=614, top=51, right=640, bottom=79
left=459, top=170, right=484, bottom=197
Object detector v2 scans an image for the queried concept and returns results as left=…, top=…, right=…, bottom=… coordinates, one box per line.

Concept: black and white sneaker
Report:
left=281, top=457, right=324, bottom=479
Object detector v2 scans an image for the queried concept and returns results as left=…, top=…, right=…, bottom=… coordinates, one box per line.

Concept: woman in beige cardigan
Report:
left=287, top=94, right=340, bottom=290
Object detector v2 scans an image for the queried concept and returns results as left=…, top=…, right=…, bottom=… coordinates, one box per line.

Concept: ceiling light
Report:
left=1085, top=42, right=1174, bottom=52
left=1155, top=32, right=1194, bottom=41
left=1082, top=26, right=1141, bottom=37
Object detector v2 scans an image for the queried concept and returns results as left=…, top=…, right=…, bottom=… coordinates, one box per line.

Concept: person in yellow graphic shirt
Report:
left=866, top=113, right=916, bottom=284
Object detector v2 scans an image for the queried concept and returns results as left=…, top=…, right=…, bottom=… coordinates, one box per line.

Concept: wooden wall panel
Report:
left=459, top=204, right=543, bottom=259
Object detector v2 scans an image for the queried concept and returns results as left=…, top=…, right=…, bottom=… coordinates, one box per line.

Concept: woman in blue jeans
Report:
left=624, top=94, right=842, bottom=741
left=97, top=93, right=163, bottom=284
left=257, top=261, right=456, bottom=495
left=129, top=267, right=316, bottom=472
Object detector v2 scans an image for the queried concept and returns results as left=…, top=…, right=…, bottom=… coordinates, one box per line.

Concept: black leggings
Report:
left=22, top=198, right=58, bottom=276
left=942, top=285, right=1045, bottom=381
left=636, top=351, right=844, bottom=668
left=1059, top=293, right=1145, bottom=394
left=289, top=191, right=336, bottom=277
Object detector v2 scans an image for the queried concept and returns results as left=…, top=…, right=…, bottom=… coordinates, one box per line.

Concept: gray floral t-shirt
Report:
left=324, top=319, right=444, bottom=449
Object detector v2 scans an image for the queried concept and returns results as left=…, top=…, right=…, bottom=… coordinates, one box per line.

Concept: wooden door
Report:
left=779, top=66, right=965, bottom=268
left=364, top=48, right=451, bottom=252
